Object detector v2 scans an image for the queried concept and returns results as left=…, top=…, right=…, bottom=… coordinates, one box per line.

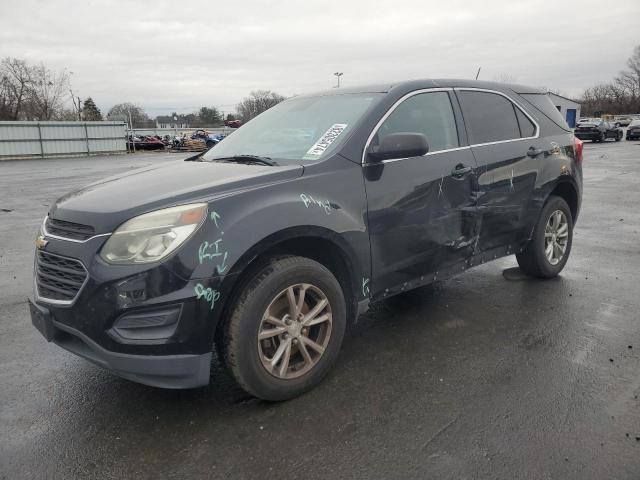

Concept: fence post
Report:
left=84, top=122, right=90, bottom=155
left=37, top=122, right=44, bottom=158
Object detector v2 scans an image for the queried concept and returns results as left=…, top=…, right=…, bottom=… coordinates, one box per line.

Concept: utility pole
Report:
left=69, top=89, right=82, bottom=120
left=334, top=72, right=343, bottom=88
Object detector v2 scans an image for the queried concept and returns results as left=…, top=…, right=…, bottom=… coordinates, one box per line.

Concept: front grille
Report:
left=45, top=217, right=95, bottom=241
left=36, top=251, right=88, bottom=302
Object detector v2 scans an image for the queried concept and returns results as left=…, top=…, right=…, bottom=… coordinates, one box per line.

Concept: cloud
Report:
left=1, top=0, right=638, bottom=117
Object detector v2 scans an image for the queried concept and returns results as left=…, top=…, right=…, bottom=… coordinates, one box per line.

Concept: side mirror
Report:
left=367, top=132, right=429, bottom=162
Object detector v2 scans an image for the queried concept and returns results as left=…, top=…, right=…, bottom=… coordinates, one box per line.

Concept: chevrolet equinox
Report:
left=30, top=79, right=583, bottom=400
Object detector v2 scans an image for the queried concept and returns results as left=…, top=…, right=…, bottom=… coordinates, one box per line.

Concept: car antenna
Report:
left=475, top=67, right=481, bottom=80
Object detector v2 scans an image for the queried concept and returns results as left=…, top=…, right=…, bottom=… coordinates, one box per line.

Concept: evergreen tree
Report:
left=82, top=97, right=103, bottom=121
left=198, top=106, right=222, bottom=125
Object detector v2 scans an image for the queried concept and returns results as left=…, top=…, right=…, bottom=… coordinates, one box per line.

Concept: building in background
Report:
left=548, top=93, right=581, bottom=128
left=155, top=113, right=194, bottom=129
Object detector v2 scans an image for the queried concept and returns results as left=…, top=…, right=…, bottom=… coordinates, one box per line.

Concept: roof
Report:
left=301, top=78, right=547, bottom=98
left=156, top=114, right=193, bottom=123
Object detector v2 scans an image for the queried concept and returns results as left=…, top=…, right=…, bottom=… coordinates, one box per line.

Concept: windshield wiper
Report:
left=212, top=155, right=277, bottom=166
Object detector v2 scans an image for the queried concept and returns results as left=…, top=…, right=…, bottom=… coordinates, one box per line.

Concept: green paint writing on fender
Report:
left=194, top=283, right=221, bottom=310
left=362, top=277, right=370, bottom=297
left=300, top=193, right=331, bottom=215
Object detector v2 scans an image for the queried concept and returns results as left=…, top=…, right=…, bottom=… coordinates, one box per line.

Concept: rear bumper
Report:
left=574, top=131, right=600, bottom=141
left=30, top=299, right=211, bottom=388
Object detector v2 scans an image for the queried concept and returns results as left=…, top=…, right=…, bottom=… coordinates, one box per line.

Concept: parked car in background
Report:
left=30, top=79, right=583, bottom=400
left=225, top=119, right=242, bottom=128
left=190, top=129, right=218, bottom=148
left=626, top=120, right=640, bottom=140
left=575, top=119, right=622, bottom=142
left=126, top=135, right=166, bottom=151
left=613, top=115, right=633, bottom=127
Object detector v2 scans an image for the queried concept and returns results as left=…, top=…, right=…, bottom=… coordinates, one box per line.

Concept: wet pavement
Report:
left=1, top=142, right=639, bottom=479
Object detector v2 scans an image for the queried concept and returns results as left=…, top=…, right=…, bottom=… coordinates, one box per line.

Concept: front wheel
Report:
left=224, top=256, right=346, bottom=401
left=516, top=196, right=573, bottom=278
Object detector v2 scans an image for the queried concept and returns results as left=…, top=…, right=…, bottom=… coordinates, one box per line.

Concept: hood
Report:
left=50, top=160, right=303, bottom=232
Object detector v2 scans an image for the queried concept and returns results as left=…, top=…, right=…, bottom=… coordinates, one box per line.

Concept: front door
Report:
left=363, top=90, right=479, bottom=298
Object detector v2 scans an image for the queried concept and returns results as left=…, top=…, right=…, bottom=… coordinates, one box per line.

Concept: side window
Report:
left=458, top=91, right=521, bottom=144
left=374, top=91, right=459, bottom=153
left=515, top=107, right=536, bottom=137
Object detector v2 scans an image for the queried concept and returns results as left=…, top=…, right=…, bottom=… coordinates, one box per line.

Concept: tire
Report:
left=516, top=195, right=573, bottom=278
left=600, top=132, right=606, bottom=142
left=615, top=133, right=621, bottom=142
left=224, top=256, right=346, bottom=401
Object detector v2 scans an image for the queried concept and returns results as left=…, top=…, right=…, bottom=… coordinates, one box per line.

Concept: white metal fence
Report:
left=129, top=126, right=235, bottom=137
left=0, top=121, right=127, bottom=160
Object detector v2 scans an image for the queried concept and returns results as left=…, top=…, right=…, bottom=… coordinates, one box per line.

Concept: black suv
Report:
left=575, top=118, right=623, bottom=142
left=626, top=119, right=640, bottom=140
left=29, top=80, right=583, bottom=400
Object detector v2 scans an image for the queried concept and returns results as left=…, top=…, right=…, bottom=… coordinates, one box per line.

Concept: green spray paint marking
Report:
left=210, top=211, right=221, bottom=228
left=362, top=277, right=370, bottom=297
left=194, top=283, right=221, bottom=310
left=198, top=239, right=228, bottom=274
left=300, top=193, right=331, bottom=215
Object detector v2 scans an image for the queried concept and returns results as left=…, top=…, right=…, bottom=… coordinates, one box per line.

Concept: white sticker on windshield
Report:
left=303, top=124, right=348, bottom=160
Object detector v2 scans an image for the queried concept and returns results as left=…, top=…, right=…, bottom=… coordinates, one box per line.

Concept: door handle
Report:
left=451, top=164, right=473, bottom=177
left=527, top=146, right=543, bottom=157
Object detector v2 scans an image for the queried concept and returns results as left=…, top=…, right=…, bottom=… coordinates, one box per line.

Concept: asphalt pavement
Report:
left=1, top=141, right=639, bottom=479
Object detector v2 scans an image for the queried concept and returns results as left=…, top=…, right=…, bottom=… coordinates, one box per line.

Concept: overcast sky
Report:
left=1, top=0, right=638, bottom=118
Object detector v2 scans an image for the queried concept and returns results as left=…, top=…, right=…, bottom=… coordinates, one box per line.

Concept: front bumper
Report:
left=30, top=228, right=237, bottom=388
left=29, top=299, right=211, bottom=388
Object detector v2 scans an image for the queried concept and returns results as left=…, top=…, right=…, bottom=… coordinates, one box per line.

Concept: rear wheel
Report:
left=516, top=196, right=573, bottom=278
left=224, top=256, right=346, bottom=401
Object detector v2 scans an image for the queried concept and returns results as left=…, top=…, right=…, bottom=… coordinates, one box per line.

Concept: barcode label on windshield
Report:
left=303, top=124, right=348, bottom=160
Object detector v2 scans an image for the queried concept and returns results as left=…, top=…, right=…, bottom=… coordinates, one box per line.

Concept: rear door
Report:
left=455, top=89, right=541, bottom=253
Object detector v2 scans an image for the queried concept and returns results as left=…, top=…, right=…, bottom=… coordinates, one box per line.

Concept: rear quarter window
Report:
left=457, top=90, right=521, bottom=144
left=520, top=93, right=571, bottom=132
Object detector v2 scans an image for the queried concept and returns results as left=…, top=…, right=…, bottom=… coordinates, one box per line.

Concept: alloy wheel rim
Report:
left=544, top=210, right=569, bottom=265
left=258, top=283, right=332, bottom=379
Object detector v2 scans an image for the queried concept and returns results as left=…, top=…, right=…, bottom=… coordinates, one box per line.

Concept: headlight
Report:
left=100, top=204, right=207, bottom=264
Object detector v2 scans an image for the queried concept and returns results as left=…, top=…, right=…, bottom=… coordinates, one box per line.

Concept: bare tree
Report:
left=580, top=44, right=640, bottom=115
left=0, top=57, right=33, bottom=120
left=27, top=63, right=70, bottom=120
left=107, top=102, right=153, bottom=128
left=236, top=90, right=286, bottom=122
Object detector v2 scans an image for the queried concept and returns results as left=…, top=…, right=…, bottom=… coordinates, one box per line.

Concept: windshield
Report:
left=202, top=93, right=382, bottom=163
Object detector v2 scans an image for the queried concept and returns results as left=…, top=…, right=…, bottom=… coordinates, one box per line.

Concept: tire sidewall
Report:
left=230, top=259, right=346, bottom=400
left=532, top=197, right=573, bottom=277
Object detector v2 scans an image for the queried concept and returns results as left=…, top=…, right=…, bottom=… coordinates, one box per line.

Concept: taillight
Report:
left=574, top=136, right=583, bottom=163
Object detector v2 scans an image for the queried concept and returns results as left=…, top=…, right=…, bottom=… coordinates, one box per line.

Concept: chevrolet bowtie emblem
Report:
left=36, top=235, right=48, bottom=249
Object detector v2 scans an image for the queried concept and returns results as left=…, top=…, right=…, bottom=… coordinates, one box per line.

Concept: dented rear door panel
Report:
left=471, top=139, right=541, bottom=252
